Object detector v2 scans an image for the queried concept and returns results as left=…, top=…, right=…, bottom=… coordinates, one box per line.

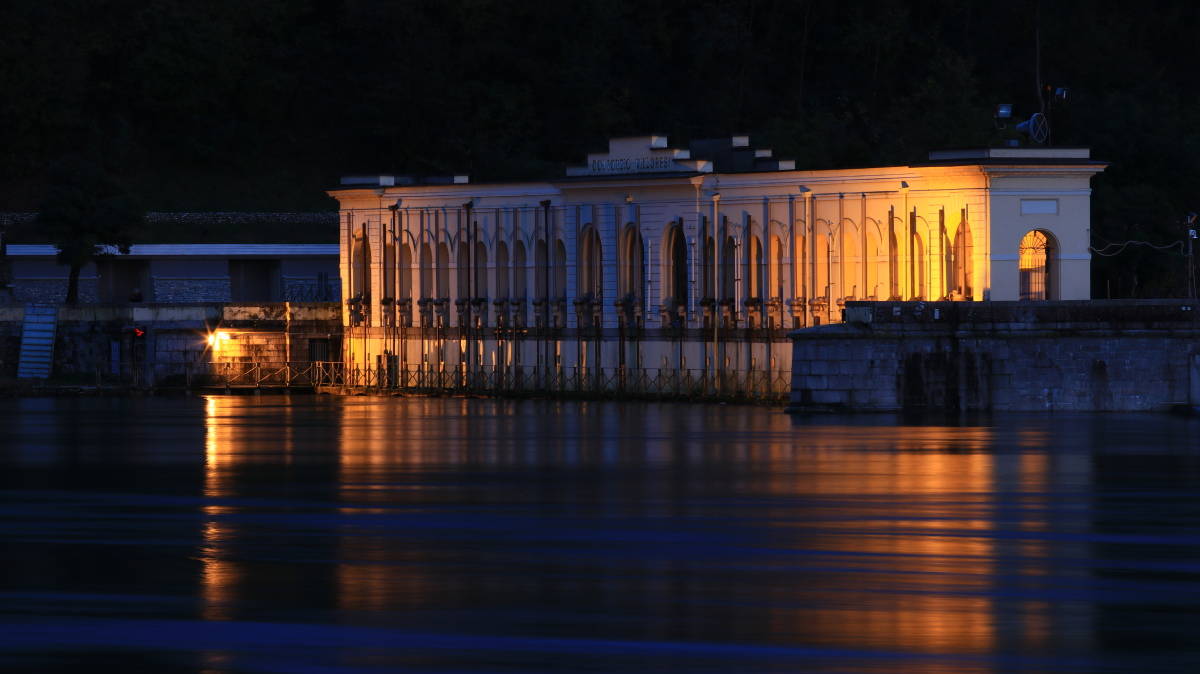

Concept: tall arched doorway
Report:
left=578, top=226, right=602, bottom=299
left=664, top=223, right=688, bottom=307
left=619, top=225, right=645, bottom=303
left=1019, top=230, right=1056, bottom=300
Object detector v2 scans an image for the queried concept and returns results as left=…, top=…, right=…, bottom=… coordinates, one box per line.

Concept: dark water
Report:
left=2, top=396, right=1199, bottom=673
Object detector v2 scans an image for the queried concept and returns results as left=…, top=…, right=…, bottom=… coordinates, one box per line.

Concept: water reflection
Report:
left=194, top=399, right=1104, bottom=672
left=4, top=397, right=1200, bottom=672
left=202, top=396, right=237, bottom=622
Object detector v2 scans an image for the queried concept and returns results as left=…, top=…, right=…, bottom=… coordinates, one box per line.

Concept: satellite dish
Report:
left=1016, top=112, right=1050, bottom=144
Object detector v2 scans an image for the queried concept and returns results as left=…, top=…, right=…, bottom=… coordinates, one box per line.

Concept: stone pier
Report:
left=789, top=300, right=1200, bottom=413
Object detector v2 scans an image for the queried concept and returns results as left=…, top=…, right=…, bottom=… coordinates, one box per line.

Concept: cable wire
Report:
left=1088, top=239, right=1184, bottom=257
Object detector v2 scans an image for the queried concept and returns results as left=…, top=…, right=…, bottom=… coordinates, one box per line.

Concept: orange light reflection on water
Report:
left=202, top=396, right=237, bottom=623
left=759, top=425, right=1025, bottom=659
left=194, top=399, right=1063, bottom=669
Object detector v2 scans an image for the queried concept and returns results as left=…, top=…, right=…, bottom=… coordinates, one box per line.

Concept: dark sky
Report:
left=2, top=0, right=1197, bottom=293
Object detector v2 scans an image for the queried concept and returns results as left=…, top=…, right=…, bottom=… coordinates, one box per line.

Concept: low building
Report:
left=4, top=243, right=339, bottom=304
left=328, top=136, right=1106, bottom=398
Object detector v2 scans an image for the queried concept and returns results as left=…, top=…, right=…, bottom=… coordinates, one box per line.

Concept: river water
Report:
left=1, top=395, right=1199, bottom=672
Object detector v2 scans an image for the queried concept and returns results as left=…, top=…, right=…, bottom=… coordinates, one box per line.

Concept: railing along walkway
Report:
left=311, top=363, right=788, bottom=402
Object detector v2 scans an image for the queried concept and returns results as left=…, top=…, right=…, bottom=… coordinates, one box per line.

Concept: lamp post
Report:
left=386, top=200, right=400, bottom=384
left=540, top=199, right=552, bottom=388
left=463, top=200, right=474, bottom=385
left=710, top=191, right=721, bottom=392
left=899, top=181, right=910, bottom=299
left=1187, top=213, right=1197, bottom=301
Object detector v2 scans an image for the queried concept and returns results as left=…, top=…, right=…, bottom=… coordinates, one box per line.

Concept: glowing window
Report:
left=1019, top=230, right=1055, bottom=300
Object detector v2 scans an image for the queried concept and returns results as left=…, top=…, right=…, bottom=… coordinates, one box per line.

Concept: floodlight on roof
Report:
left=995, top=104, right=1013, bottom=120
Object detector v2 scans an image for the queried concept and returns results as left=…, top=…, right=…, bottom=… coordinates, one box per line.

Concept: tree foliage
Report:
left=36, top=158, right=145, bottom=303
left=3, top=0, right=1199, bottom=296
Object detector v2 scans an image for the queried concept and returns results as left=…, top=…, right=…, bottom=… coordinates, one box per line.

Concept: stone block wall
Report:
left=152, top=278, right=232, bottom=303
left=209, top=331, right=288, bottom=363
left=12, top=279, right=99, bottom=304
left=790, top=300, right=1200, bottom=413
left=283, top=277, right=340, bottom=301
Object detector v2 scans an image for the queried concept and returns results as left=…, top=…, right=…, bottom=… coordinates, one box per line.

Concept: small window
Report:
left=308, top=338, right=330, bottom=362
left=1020, top=199, right=1058, bottom=215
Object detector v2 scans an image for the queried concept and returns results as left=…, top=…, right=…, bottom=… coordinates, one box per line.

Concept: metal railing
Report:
left=194, top=361, right=322, bottom=389
left=279, top=362, right=791, bottom=402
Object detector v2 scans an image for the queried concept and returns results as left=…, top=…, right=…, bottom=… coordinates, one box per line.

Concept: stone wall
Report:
left=11, top=279, right=99, bottom=304
left=152, top=278, right=231, bottom=303
left=283, top=276, right=340, bottom=301
left=790, top=300, right=1200, bottom=413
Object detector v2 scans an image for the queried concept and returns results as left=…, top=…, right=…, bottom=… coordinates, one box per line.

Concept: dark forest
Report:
left=2, top=0, right=1198, bottom=297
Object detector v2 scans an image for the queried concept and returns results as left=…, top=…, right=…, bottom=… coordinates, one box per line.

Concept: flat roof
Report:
left=7, top=244, right=338, bottom=258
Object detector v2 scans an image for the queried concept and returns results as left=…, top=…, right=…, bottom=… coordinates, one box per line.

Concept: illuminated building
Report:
left=328, top=136, right=1104, bottom=394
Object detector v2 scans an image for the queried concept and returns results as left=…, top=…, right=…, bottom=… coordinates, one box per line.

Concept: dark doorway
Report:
left=308, top=338, right=330, bottom=362
left=230, top=260, right=281, bottom=302
left=97, top=260, right=151, bottom=303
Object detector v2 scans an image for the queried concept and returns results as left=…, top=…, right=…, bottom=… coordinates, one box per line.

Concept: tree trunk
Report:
left=65, top=263, right=81, bottom=304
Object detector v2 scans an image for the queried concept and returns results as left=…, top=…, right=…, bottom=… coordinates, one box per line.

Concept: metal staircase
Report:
left=17, top=304, right=57, bottom=379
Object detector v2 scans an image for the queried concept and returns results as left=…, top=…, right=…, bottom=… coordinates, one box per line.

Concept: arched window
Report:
left=952, top=216, right=974, bottom=299
left=512, top=241, right=527, bottom=298
left=475, top=242, right=488, bottom=299
left=911, top=232, right=926, bottom=300
left=382, top=232, right=395, bottom=301
left=1019, top=229, right=1055, bottom=300
left=554, top=241, right=567, bottom=300
left=721, top=235, right=736, bottom=301
left=888, top=226, right=900, bottom=299
left=940, top=222, right=954, bottom=300
left=436, top=243, right=449, bottom=298
left=419, top=243, right=433, bottom=299
left=398, top=243, right=412, bottom=302
left=769, top=235, right=783, bottom=299
left=792, top=233, right=805, bottom=300
left=664, top=223, right=688, bottom=306
left=495, top=241, right=509, bottom=298
left=866, top=229, right=884, bottom=300
left=747, top=235, right=764, bottom=301
left=842, top=224, right=862, bottom=300
left=457, top=244, right=470, bottom=301
left=578, top=226, right=602, bottom=298
left=815, top=232, right=829, bottom=301
left=619, top=225, right=645, bottom=301
left=534, top=238, right=548, bottom=301
left=351, top=230, right=371, bottom=303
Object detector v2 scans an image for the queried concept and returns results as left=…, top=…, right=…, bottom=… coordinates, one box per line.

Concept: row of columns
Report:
left=341, top=195, right=981, bottom=332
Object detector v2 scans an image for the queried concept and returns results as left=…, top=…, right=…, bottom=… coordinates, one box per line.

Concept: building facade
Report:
left=328, top=136, right=1105, bottom=397
left=3, top=243, right=339, bottom=304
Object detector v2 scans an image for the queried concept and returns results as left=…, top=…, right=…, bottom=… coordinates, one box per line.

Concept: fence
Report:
left=197, top=361, right=790, bottom=402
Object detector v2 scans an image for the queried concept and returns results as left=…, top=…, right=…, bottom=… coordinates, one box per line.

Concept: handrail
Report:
left=212, top=361, right=791, bottom=402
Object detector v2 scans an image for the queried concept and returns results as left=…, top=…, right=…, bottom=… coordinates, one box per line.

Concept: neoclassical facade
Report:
left=329, top=136, right=1105, bottom=395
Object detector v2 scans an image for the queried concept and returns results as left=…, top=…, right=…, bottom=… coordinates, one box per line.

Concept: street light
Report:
left=994, top=103, right=1013, bottom=127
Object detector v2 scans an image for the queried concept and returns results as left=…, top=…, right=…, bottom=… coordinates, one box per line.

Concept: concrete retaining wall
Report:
left=790, top=300, right=1200, bottom=412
